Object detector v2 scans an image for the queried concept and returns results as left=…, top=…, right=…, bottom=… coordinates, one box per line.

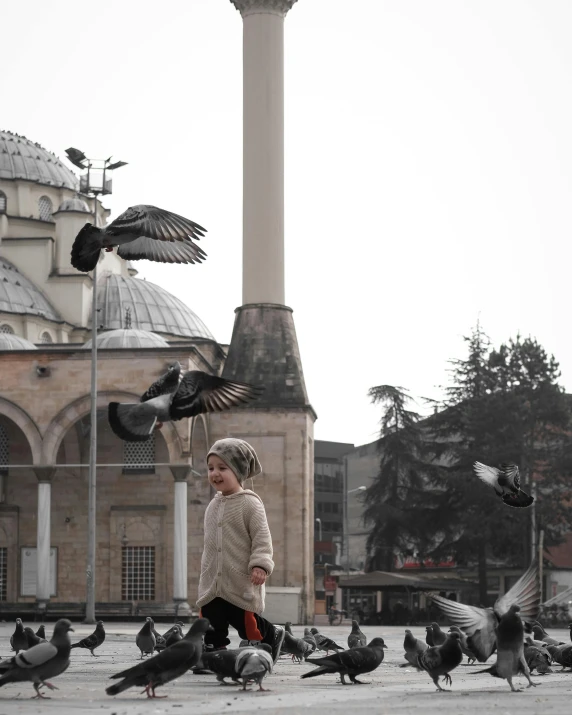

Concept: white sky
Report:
left=4, top=1, right=572, bottom=447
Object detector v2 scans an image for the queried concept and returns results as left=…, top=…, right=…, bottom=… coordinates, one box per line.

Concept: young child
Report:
left=196, top=438, right=285, bottom=662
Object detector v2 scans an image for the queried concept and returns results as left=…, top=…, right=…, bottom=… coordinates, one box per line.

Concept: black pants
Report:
left=200, top=597, right=276, bottom=649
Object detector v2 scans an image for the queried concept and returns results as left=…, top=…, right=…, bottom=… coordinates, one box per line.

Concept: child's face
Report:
left=207, top=455, right=243, bottom=496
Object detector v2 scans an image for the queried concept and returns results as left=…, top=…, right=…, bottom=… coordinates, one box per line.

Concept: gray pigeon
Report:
left=136, top=617, right=156, bottom=659
left=473, top=462, right=534, bottom=508
left=546, top=643, right=572, bottom=669
left=531, top=622, right=565, bottom=646
left=162, top=621, right=185, bottom=641
left=107, top=618, right=212, bottom=698
left=108, top=363, right=264, bottom=442
left=285, top=622, right=294, bottom=636
left=301, top=637, right=387, bottom=685
left=10, top=619, right=28, bottom=652
left=71, top=204, right=207, bottom=272
left=432, top=561, right=540, bottom=662
left=348, top=620, right=366, bottom=649
left=471, top=605, right=537, bottom=692
left=282, top=631, right=312, bottom=663
left=524, top=644, right=553, bottom=674
left=425, top=625, right=434, bottom=647
left=430, top=622, right=447, bottom=646
left=417, top=631, right=463, bottom=691
left=402, top=629, right=427, bottom=667
left=24, top=627, right=45, bottom=649
left=70, top=620, right=105, bottom=656
left=310, top=627, right=343, bottom=653
left=165, top=625, right=183, bottom=648
left=235, top=645, right=273, bottom=691
left=35, top=625, right=46, bottom=640
left=448, top=626, right=477, bottom=664
left=0, top=618, right=74, bottom=699
left=303, top=628, right=318, bottom=654
left=150, top=620, right=166, bottom=653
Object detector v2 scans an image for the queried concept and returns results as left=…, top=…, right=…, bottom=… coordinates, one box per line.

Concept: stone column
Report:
left=231, top=0, right=298, bottom=305
left=33, top=467, right=55, bottom=611
left=170, top=466, right=191, bottom=616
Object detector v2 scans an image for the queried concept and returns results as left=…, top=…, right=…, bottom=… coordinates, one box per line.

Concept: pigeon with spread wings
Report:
left=108, top=363, right=264, bottom=442
left=431, top=561, right=540, bottom=662
left=71, top=205, right=207, bottom=273
left=473, top=462, right=534, bottom=508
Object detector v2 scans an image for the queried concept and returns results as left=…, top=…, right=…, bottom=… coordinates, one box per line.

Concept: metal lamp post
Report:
left=65, top=147, right=127, bottom=624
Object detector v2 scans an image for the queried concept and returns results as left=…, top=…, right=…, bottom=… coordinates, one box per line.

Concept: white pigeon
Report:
left=71, top=204, right=207, bottom=272
left=473, top=461, right=534, bottom=508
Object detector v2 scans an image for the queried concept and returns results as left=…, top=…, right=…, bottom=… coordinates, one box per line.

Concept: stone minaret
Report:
left=219, top=0, right=315, bottom=622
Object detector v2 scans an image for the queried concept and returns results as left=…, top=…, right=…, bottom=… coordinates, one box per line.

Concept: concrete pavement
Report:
left=0, top=622, right=570, bottom=714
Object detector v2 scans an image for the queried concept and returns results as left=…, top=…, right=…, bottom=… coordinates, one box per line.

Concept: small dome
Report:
left=96, top=273, right=214, bottom=340
left=0, top=333, right=38, bottom=350
left=57, top=197, right=90, bottom=213
left=83, top=328, right=170, bottom=349
left=0, top=258, right=62, bottom=322
left=0, top=130, right=78, bottom=190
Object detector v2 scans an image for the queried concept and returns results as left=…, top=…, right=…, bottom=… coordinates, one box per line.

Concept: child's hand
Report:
left=250, top=567, right=267, bottom=585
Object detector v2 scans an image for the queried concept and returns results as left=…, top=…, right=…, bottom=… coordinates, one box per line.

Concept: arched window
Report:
left=0, top=325, right=14, bottom=334
left=0, top=424, right=8, bottom=476
left=39, top=331, right=53, bottom=344
left=0, top=191, right=6, bottom=214
left=38, top=196, right=53, bottom=222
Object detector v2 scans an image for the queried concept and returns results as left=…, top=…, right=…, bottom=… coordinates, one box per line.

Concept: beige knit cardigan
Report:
left=196, top=489, right=274, bottom=614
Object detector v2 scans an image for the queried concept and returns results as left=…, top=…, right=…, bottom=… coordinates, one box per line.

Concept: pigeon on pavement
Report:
left=448, top=626, right=477, bottom=664
left=546, top=643, right=572, bottom=669
left=425, top=626, right=434, bottom=647
left=150, top=620, right=166, bottom=653
left=35, top=625, right=46, bottom=640
left=303, top=628, right=318, bottom=654
left=473, top=462, right=534, bottom=508
left=524, top=644, right=553, bottom=674
left=10, top=619, right=28, bottom=652
left=431, top=561, right=540, bottom=662
left=301, top=638, right=387, bottom=685
left=107, top=618, right=212, bottom=698
left=471, top=605, right=537, bottom=692
left=417, top=631, right=463, bottom=691
left=108, top=363, right=264, bottom=442
left=235, top=645, right=273, bottom=691
left=70, top=620, right=106, bottom=656
left=24, top=628, right=45, bottom=649
left=136, top=617, right=156, bottom=659
left=71, top=204, right=207, bottom=273
left=165, top=625, right=184, bottom=648
left=430, top=623, right=447, bottom=646
left=310, top=627, right=343, bottom=653
left=402, top=629, right=427, bottom=667
left=525, top=635, right=551, bottom=653
left=0, top=618, right=74, bottom=699
left=531, top=622, right=565, bottom=646
left=348, top=620, right=367, bottom=649
left=282, top=631, right=313, bottom=663
left=162, top=621, right=185, bottom=641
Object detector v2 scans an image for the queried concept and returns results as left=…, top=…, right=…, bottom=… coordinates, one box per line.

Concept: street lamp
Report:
left=67, top=146, right=127, bottom=624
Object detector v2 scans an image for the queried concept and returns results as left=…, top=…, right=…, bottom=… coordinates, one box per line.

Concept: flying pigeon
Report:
left=310, top=627, right=344, bottom=654
left=70, top=620, right=105, bottom=656
left=35, top=625, right=46, bottom=640
left=431, top=561, right=540, bottom=662
left=546, top=643, right=572, bottom=669
left=165, top=625, right=183, bottom=648
left=402, top=629, right=427, bottom=668
left=10, top=619, right=28, bottom=652
left=347, top=620, right=367, bottom=649
left=470, top=605, right=537, bottom=692
left=417, top=631, right=463, bottom=692
left=524, top=644, right=553, bottom=674
left=108, top=363, right=264, bottom=442
left=70, top=204, right=207, bottom=273
left=107, top=618, right=212, bottom=698
left=135, top=617, right=156, bottom=659
left=0, top=618, right=74, bottom=699
left=301, top=637, right=387, bottom=685
left=235, top=645, right=273, bottom=691
left=473, top=462, right=534, bottom=508
left=448, top=626, right=477, bottom=664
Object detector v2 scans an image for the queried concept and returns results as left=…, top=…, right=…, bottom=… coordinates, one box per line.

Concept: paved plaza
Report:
left=0, top=622, right=570, bottom=714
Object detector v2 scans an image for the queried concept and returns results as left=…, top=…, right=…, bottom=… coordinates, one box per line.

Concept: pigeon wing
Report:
left=473, top=462, right=501, bottom=489
left=108, top=401, right=157, bottom=442
left=14, top=642, right=57, bottom=669
left=494, top=561, right=540, bottom=624
left=169, top=371, right=264, bottom=420
left=430, top=596, right=497, bottom=662
left=500, top=463, right=521, bottom=489
left=140, top=365, right=181, bottom=403
left=117, top=235, right=206, bottom=264
left=108, top=205, right=206, bottom=243
left=418, top=645, right=442, bottom=672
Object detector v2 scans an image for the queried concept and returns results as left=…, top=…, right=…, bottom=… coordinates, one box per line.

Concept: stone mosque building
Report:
left=0, top=1, right=315, bottom=623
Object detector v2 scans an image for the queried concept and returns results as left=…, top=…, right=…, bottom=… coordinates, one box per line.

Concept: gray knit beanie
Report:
left=207, top=438, right=262, bottom=484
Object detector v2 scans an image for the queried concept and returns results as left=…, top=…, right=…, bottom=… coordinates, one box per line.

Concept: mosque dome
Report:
left=83, top=328, right=170, bottom=349
left=96, top=273, right=214, bottom=340
left=57, top=196, right=90, bottom=213
left=0, top=333, right=39, bottom=351
left=0, top=130, right=78, bottom=190
left=0, top=259, right=62, bottom=322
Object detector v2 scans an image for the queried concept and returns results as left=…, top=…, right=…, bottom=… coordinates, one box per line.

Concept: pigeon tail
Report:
left=70, top=224, right=103, bottom=272
left=300, top=665, right=331, bottom=679
left=108, top=402, right=157, bottom=442
left=106, top=680, right=135, bottom=696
